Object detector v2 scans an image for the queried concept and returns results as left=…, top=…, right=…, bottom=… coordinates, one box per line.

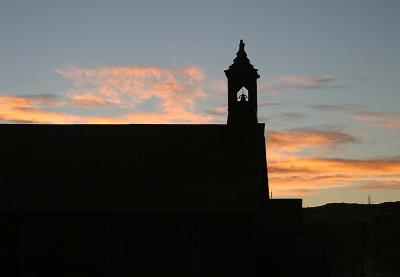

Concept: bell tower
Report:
left=225, top=40, right=260, bottom=126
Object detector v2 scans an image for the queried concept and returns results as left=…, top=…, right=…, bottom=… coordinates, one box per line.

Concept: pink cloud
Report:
left=0, top=64, right=213, bottom=124
left=354, top=112, right=400, bottom=129
left=259, top=75, right=345, bottom=93
left=274, top=75, right=334, bottom=85
left=56, top=65, right=211, bottom=123
left=179, top=66, right=205, bottom=81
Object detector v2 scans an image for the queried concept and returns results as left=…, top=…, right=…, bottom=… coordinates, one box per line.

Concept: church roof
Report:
left=0, top=124, right=268, bottom=213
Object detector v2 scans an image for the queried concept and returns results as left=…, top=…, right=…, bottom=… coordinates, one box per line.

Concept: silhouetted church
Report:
left=0, top=41, right=304, bottom=276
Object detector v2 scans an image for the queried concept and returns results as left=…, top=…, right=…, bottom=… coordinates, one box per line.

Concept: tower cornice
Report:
left=225, top=40, right=260, bottom=79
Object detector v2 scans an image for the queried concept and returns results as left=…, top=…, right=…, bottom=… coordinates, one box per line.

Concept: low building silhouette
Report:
left=0, top=41, right=304, bottom=276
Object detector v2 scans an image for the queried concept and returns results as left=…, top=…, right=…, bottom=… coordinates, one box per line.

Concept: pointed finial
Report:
left=235, top=39, right=248, bottom=62
left=239, top=39, right=245, bottom=51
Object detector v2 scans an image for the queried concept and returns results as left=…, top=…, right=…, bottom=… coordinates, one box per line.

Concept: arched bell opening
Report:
left=237, top=87, right=249, bottom=102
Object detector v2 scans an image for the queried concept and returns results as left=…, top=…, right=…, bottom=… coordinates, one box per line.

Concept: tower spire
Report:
left=234, top=39, right=250, bottom=64
left=225, top=40, right=260, bottom=126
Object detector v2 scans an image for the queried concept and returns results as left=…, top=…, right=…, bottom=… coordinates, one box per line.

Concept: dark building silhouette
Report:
left=226, top=39, right=259, bottom=126
left=0, top=41, right=304, bottom=276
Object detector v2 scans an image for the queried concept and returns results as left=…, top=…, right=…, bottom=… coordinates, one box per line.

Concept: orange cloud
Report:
left=267, top=129, right=361, bottom=153
left=269, top=157, right=400, bottom=175
left=2, top=66, right=398, bottom=200
left=0, top=95, right=32, bottom=109
left=0, top=65, right=213, bottom=124
left=0, top=95, right=79, bottom=123
left=268, top=156, right=400, bottom=196
left=70, top=94, right=108, bottom=107
left=0, top=94, right=211, bottom=124
left=265, top=128, right=399, bottom=197
left=56, top=65, right=209, bottom=123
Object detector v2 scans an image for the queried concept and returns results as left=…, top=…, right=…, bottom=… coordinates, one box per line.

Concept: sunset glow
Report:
left=1, top=1, right=399, bottom=206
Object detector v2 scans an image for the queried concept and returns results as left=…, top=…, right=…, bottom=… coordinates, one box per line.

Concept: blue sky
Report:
left=1, top=0, right=400, bottom=206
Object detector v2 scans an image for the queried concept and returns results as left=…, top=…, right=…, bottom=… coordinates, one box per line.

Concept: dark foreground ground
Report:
left=302, top=201, right=400, bottom=277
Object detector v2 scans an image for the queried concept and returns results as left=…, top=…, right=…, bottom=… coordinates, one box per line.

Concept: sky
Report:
left=1, top=0, right=399, bottom=206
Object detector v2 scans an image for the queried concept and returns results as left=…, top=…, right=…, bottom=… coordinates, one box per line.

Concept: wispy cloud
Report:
left=178, top=66, right=204, bottom=81
left=258, top=101, right=294, bottom=108
left=275, top=75, right=334, bottom=87
left=267, top=128, right=361, bottom=154
left=2, top=66, right=398, bottom=199
left=0, top=95, right=80, bottom=123
left=260, top=75, right=347, bottom=93
left=19, top=93, right=58, bottom=101
left=308, top=103, right=362, bottom=113
left=277, top=112, right=306, bottom=121
left=56, top=65, right=206, bottom=108
left=205, top=105, right=227, bottom=116
left=268, top=156, right=400, bottom=196
left=265, top=128, right=400, bottom=196
left=69, top=94, right=108, bottom=107
left=0, top=93, right=213, bottom=124
left=57, top=65, right=212, bottom=123
left=0, top=64, right=216, bottom=124
left=354, top=111, right=400, bottom=129
left=270, top=156, right=400, bottom=175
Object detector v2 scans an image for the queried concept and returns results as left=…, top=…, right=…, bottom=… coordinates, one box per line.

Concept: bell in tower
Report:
left=225, top=40, right=260, bottom=126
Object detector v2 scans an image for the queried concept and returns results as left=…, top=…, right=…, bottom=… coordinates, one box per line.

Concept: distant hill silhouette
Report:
left=302, top=201, right=400, bottom=277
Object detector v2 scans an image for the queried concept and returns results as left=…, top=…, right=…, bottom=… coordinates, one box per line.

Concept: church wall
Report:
left=0, top=124, right=268, bottom=213
left=0, top=211, right=301, bottom=276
